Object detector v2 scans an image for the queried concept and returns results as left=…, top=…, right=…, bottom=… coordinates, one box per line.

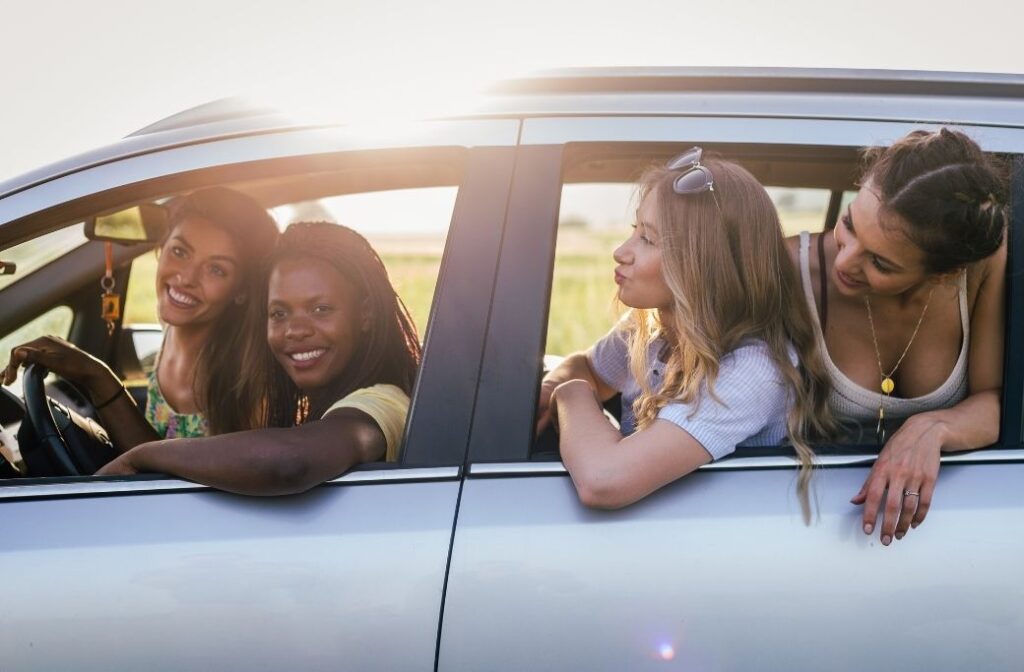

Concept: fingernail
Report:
left=882, top=535, right=892, bottom=546
left=895, top=532, right=904, bottom=540
left=911, top=521, right=919, bottom=529
left=863, top=523, right=873, bottom=534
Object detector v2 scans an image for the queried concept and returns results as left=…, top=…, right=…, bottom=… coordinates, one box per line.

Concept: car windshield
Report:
left=0, top=224, right=87, bottom=292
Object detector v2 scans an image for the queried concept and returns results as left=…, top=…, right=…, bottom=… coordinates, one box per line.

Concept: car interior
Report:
left=0, top=149, right=467, bottom=480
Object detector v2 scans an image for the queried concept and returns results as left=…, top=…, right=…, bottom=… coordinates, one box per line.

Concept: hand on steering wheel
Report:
left=20, top=363, right=115, bottom=476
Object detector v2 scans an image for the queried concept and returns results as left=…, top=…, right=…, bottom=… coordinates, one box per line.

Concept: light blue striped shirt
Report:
left=587, top=325, right=794, bottom=460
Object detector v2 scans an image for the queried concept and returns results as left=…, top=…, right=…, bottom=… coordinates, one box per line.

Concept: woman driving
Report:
left=2, top=187, right=279, bottom=448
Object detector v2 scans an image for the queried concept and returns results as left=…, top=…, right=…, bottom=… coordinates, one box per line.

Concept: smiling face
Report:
left=612, top=191, right=675, bottom=312
left=266, top=257, right=367, bottom=402
left=831, top=184, right=933, bottom=297
left=155, top=217, right=245, bottom=328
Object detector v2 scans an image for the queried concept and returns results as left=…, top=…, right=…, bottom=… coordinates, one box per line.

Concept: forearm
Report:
left=123, top=427, right=366, bottom=496
left=554, top=381, right=629, bottom=503
left=65, top=365, right=159, bottom=452
left=913, top=389, right=1001, bottom=452
left=96, top=391, right=160, bottom=452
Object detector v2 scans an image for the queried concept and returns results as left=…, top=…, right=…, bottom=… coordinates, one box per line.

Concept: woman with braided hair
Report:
left=788, top=128, right=1010, bottom=546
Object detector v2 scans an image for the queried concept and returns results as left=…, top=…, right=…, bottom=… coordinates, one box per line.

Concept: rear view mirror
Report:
left=86, top=204, right=169, bottom=244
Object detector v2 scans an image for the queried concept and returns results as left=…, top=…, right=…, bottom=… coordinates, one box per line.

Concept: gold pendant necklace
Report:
left=864, top=285, right=935, bottom=444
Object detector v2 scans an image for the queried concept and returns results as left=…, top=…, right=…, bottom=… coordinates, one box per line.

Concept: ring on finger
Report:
left=903, top=490, right=920, bottom=498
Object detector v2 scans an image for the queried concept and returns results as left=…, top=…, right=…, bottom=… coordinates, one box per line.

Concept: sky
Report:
left=1, top=0, right=1022, bottom=182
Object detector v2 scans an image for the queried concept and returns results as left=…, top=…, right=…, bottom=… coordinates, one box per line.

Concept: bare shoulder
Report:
left=965, top=235, right=1008, bottom=307
left=784, top=233, right=802, bottom=265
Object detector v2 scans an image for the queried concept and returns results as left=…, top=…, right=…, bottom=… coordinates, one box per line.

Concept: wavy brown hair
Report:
left=627, top=158, right=836, bottom=523
left=161, top=187, right=279, bottom=435
left=241, top=221, right=422, bottom=428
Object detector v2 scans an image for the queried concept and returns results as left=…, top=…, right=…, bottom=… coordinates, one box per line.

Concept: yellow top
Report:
left=321, top=384, right=410, bottom=462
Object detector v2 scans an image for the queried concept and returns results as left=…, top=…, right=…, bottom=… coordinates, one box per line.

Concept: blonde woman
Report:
left=536, top=149, right=833, bottom=521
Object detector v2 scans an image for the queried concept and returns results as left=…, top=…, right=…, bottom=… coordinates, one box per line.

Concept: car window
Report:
left=531, top=145, right=875, bottom=461
left=124, top=250, right=158, bottom=325
left=0, top=305, right=73, bottom=396
left=549, top=183, right=632, bottom=356
left=767, top=187, right=831, bottom=236
left=0, top=224, right=87, bottom=292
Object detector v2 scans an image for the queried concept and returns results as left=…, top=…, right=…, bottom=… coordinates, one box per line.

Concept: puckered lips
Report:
left=166, top=284, right=201, bottom=309
left=283, top=348, right=329, bottom=370
left=614, top=269, right=627, bottom=285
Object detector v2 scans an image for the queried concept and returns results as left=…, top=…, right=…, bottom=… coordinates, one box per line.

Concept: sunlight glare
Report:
left=252, top=46, right=517, bottom=126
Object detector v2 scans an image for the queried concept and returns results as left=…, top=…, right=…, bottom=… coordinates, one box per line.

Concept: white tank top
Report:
left=798, top=231, right=969, bottom=426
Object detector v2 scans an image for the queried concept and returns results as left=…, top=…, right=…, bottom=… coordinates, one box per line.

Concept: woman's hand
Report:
left=535, top=377, right=560, bottom=437
left=549, top=379, right=605, bottom=430
left=850, top=413, right=947, bottom=546
left=552, top=379, right=599, bottom=409
left=2, top=336, right=120, bottom=402
left=536, top=353, right=613, bottom=437
left=95, top=450, right=140, bottom=476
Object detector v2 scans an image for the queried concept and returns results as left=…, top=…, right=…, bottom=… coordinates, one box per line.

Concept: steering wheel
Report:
left=21, top=363, right=115, bottom=476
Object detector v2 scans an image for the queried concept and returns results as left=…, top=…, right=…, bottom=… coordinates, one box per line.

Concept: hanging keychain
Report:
left=100, top=242, right=121, bottom=336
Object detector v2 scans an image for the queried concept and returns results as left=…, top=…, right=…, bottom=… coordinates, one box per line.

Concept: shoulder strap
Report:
left=817, top=231, right=828, bottom=334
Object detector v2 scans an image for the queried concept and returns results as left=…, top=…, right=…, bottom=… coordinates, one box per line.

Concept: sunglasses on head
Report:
left=666, top=147, right=718, bottom=203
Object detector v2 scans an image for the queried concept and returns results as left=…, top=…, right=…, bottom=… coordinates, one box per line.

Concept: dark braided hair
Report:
left=862, top=128, right=1009, bottom=274
left=251, top=221, right=422, bottom=427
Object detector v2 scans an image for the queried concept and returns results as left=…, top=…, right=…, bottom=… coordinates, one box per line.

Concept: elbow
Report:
left=572, top=472, right=635, bottom=510
left=259, top=453, right=319, bottom=496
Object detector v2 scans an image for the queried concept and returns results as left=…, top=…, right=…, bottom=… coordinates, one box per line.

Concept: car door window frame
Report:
left=0, top=119, right=521, bottom=495
left=465, top=119, right=1024, bottom=473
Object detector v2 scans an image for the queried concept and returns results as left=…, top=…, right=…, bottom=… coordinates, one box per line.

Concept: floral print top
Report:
left=144, top=369, right=208, bottom=439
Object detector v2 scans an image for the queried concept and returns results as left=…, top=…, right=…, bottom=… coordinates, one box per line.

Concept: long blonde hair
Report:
left=627, top=158, right=835, bottom=522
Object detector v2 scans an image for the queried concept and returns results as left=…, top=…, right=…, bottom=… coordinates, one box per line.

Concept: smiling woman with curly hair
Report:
left=96, top=221, right=422, bottom=494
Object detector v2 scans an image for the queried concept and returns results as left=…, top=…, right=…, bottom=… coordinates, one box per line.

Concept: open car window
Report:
left=0, top=224, right=87, bottom=292
left=4, top=146, right=472, bottom=484
left=537, top=142, right=953, bottom=459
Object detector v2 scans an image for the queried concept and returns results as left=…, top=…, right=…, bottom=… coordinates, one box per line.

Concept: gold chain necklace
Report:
left=863, top=286, right=935, bottom=444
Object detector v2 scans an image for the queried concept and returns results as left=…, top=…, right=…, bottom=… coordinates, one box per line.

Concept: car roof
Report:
left=474, top=66, right=1024, bottom=123
left=4, top=66, right=1024, bottom=200
left=490, top=66, right=1024, bottom=95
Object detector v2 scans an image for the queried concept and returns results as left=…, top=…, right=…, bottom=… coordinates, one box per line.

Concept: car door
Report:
left=438, top=116, right=1024, bottom=671
left=0, top=118, right=518, bottom=671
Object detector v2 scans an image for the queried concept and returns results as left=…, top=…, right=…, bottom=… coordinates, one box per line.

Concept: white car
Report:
left=1, top=68, right=1022, bottom=671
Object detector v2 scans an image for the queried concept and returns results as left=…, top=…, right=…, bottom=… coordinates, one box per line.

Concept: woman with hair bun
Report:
left=96, top=222, right=422, bottom=495
left=789, top=128, right=1010, bottom=546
